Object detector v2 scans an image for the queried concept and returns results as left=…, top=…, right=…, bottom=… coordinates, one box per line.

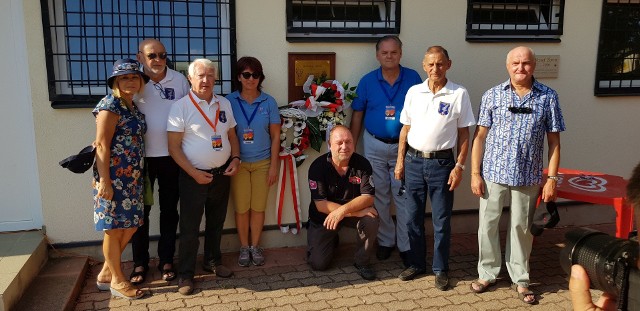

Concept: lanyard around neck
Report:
left=189, top=92, right=220, bottom=133
left=379, top=67, right=403, bottom=102
left=238, top=99, right=262, bottom=128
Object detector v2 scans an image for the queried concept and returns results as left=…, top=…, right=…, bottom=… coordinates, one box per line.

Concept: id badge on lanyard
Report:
left=189, top=92, right=223, bottom=151
left=243, top=128, right=255, bottom=144
left=239, top=100, right=262, bottom=145
left=211, top=135, right=223, bottom=151
left=385, top=105, right=396, bottom=120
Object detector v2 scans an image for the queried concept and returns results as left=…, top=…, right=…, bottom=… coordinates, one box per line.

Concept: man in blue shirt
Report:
left=470, top=46, right=565, bottom=305
left=350, top=35, right=422, bottom=262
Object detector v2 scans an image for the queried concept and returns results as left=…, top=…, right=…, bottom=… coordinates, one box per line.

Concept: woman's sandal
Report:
left=129, top=266, right=147, bottom=285
left=96, top=281, right=110, bottom=291
left=159, top=263, right=176, bottom=282
left=469, top=279, right=496, bottom=293
left=512, top=284, right=537, bottom=304
left=110, top=281, right=145, bottom=300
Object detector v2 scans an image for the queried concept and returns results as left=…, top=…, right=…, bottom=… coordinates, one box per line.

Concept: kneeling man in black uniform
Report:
left=306, top=125, right=380, bottom=280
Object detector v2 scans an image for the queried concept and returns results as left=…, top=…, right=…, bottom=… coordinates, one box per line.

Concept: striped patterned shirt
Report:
left=478, top=79, right=565, bottom=186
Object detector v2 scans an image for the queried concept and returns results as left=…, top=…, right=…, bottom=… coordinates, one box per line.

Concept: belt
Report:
left=371, top=134, right=399, bottom=144
left=197, top=160, right=230, bottom=175
left=406, top=146, right=453, bottom=159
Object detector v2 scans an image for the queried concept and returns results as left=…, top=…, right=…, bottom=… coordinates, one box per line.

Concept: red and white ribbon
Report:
left=276, top=153, right=301, bottom=234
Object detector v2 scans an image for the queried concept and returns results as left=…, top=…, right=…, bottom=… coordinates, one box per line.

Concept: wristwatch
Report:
left=455, top=163, right=465, bottom=171
left=230, top=156, right=242, bottom=163
left=548, top=175, right=559, bottom=182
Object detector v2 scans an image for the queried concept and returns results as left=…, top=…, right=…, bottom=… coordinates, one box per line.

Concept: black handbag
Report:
left=59, top=145, right=96, bottom=173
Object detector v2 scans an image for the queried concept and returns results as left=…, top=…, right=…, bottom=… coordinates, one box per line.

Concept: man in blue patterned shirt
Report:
left=469, top=46, right=565, bottom=305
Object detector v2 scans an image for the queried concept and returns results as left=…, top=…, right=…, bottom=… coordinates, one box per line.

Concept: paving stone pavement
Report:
left=74, top=224, right=616, bottom=310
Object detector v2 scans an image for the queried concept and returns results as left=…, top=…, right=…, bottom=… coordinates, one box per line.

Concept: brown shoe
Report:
left=202, top=263, right=234, bottom=278
left=178, top=278, right=194, bottom=295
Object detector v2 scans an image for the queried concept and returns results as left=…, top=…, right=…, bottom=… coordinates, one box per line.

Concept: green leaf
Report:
left=306, top=117, right=323, bottom=152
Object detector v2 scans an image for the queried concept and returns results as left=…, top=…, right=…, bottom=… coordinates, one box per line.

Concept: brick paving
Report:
left=73, top=224, right=616, bottom=310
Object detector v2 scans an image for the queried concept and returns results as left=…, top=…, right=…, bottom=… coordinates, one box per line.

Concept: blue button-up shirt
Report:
left=478, top=79, right=566, bottom=186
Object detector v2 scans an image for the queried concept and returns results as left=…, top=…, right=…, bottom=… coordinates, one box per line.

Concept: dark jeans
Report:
left=130, top=156, right=180, bottom=269
left=398, top=153, right=454, bottom=273
left=306, top=216, right=379, bottom=270
left=177, top=169, right=230, bottom=280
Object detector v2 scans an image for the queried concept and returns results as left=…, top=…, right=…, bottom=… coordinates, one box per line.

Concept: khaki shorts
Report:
left=231, top=158, right=271, bottom=213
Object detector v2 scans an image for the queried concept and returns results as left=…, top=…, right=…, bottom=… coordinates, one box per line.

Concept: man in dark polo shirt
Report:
left=306, top=125, right=380, bottom=280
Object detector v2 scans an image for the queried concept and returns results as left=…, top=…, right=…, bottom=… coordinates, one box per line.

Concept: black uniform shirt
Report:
left=307, top=152, right=375, bottom=224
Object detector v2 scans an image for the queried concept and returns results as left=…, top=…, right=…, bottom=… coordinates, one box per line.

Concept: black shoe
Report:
left=399, top=251, right=410, bottom=268
left=435, top=272, right=449, bottom=291
left=398, top=266, right=424, bottom=281
left=177, top=278, right=194, bottom=295
left=376, top=245, right=394, bottom=260
left=354, top=263, right=376, bottom=280
left=202, top=262, right=234, bottom=278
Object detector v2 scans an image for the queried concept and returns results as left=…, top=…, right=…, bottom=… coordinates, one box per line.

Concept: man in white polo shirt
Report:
left=167, top=58, right=241, bottom=295
left=129, top=39, right=190, bottom=285
left=394, top=46, right=476, bottom=290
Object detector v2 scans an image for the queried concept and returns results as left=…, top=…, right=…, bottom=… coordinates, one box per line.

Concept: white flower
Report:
left=293, top=137, right=302, bottom=145
left=294, top=129, right=303, bottom=137
left=294, top=120, right=306, bottom=131
left=281, top=140, right=288, bottom=148
left=283, top=118, right=293, bottom=128
left=280, top=132, right=287, bottom=140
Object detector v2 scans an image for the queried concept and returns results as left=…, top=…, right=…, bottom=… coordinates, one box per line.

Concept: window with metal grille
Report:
left=595, top=0, right=640, bottom=96
left=466, top=0, right=564, bottom=41
left=41, top=0, right=236, bottom=108
left=286, top=0, right=400, bottom=42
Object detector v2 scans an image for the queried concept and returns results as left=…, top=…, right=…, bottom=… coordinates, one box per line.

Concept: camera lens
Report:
left=560, top=228, right=639, bottom=296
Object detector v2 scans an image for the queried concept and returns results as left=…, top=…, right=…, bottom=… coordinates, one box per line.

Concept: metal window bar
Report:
left=41, top=0, right=236, bottom=108
left=286, top=0, right=401, bottom=42
left=466, top=0, right=564, bottom=41
left=595, top=0, right=640, bottom=95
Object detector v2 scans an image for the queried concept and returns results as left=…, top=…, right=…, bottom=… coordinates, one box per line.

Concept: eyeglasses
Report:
left=240, top=72, right=261, bottom=79
left=139, top=51, right=168, bottom=60
left=153, top=83, right=166, bottom=99
left=508, top=107, right=533, bottom=114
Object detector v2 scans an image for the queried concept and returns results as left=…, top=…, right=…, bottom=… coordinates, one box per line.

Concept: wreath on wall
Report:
left=279, top=108, right=311, bottom=164
left=281, top=74, right=356, bottom=165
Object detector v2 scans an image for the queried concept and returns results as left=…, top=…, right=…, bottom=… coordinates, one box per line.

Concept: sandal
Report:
left=469, top=279, right=495, bottom=293
left=110, top=281, right=145, bottom=300
left=129, top=266, right=147, bottom=285
left=96, top=281, right=110, bottom=291
left=159, top=263, right=176, bottom=282
left=512, top=284, right=537, bottom=304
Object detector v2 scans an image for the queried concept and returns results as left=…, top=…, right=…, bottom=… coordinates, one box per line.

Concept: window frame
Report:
left=594, top=0, right=640, bottom=96
left=466, top=0, right=565, bottom=42
left=286, top=0, right=401, bottom=42
left=41, top=0, right=237, bottom=108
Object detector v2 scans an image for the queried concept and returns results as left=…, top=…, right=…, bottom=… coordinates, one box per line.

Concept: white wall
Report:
left=21, top=0, right=638, bottom=246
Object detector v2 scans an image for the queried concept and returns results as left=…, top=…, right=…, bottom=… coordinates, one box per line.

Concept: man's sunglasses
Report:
left=240, top=72, right=261, bottom=79
left=508, top=107, right=533, bottom=114
left=140, top=52, right=168, bottom=60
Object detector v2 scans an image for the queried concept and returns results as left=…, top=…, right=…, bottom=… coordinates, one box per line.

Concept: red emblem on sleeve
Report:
left=349, top=176, right=361, bottom=184
left=309, top=180, right=317, bottom=190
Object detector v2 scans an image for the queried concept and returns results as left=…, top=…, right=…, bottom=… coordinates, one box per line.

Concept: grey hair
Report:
left=188, top=59, right=218, bottom=80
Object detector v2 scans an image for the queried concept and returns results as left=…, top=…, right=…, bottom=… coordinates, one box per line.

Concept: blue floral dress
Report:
left=92, top=95, right=146, bottom=231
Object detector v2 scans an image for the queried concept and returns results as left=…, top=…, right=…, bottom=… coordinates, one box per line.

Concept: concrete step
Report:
left=0, top=231, right=47, bottom=311
left=13, top=256, right=88, bottom=311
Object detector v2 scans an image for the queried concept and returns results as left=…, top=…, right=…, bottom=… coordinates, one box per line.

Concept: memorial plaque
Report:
left=535, top=55, right=560, bottom=78
left=288, top=53, right=336, bottom=102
